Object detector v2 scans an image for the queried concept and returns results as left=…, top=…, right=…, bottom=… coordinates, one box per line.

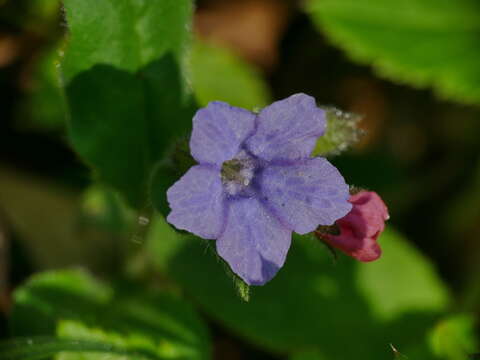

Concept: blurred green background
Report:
left=0, top=0, right=479, bottom=359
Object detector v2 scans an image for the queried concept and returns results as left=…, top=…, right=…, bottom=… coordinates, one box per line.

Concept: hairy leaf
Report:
left=10, top=269, right=211, bottom=360
left=307, top=0, right=480, bottom=104
left=62, top=0, right=196, bottom=206
left=0, top=336, right=163, bottom=360
left=62, top=0, right=192, bottom=80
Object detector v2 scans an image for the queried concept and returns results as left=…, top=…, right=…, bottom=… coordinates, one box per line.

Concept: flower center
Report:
left=221, top=150, right=256, bottom=196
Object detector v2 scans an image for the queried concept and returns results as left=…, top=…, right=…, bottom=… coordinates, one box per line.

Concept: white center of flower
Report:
left=221, top=150, right=256, bottom=196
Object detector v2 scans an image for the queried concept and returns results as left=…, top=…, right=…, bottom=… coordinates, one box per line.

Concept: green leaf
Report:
left=306, top=0, right=480, bottom=105
left=10, top=269, right=211, bottom=360
left=62, top=0, right=196, bottom=207
left=0, top=336, right=163, bottom=360
left=62, top=0, right=192, bottom=80
left=190, top=41, right=271, bottom=109
left=55, top=320, right=198, bottom=360
left=65, top=65, right=150, bottom=206
left=356, top=228, right=450, bottom=321
left=11, top=269, right=111, bottom=336
left=147, top=222, right=448, bottom=359
left=429, top=314, right=478, bottom=360
left=289, top=350, right=326, bottom=360
left=101, top=286, right=212, bottom=360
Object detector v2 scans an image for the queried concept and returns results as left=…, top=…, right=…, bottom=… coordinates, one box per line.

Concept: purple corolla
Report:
left=166, top=94, right=352, bottom=285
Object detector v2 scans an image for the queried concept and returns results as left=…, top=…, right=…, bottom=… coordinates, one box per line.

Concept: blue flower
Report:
left=167, top=94, right=352, bottom=285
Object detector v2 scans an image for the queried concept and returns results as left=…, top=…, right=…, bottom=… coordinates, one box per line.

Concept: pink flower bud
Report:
left=316, top=191, right=389, bottom=262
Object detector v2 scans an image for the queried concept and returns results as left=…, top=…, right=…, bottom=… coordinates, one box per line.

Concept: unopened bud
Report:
left=315, top=190, right=389, bottom=262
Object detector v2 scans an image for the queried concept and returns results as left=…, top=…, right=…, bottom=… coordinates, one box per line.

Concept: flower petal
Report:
left=245, top=93, right=326, bottom=162
left=348, top=191, right=389, bottom=238
left=167, top=165, right=226, bottom=239
left=190, top=101, right=256, bottom=165
left=259, top=157, right=352, bottom=234
left=217, top=198, right=291, bottom=285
